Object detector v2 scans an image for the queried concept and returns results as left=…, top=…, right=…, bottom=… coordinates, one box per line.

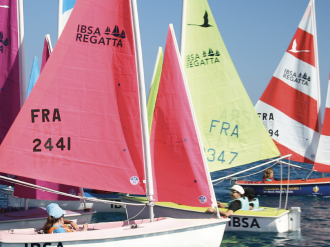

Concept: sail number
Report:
left=268, top=129, right=279, bottom=137
left=33, top=137, right=71, bottom=152
left=204, top=148, right=238, bottom=165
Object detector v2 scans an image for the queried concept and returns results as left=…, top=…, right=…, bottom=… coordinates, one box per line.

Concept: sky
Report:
left=23, top=0, right=330, bottom=118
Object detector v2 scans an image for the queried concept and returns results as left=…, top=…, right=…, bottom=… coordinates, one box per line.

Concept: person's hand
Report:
left=82, top=223, right=88, bottom=231
left=206, top=208, right=215, bottom=213
left=217, top=201, right=221, bottom=207
left=69, top=221, right=80, bottom=231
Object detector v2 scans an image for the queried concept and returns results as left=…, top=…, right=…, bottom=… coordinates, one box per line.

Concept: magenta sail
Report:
left=41, top=34, right=52, bottom=72
left=0, top=0, right=21, bottom=144
left=150, top=26, right=212, bottom=207
left=0, top=0, right=146, bottom=195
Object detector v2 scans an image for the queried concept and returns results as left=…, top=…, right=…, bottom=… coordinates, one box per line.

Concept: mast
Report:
left=312, top=0, right=322, bottom=134
left=180, top=0, right=187, bottom=64
left=58, top=0, right=63, bottom=38
left=131, top=0, right=154, bottom=222
left=17, top=0, right=26, bottom=106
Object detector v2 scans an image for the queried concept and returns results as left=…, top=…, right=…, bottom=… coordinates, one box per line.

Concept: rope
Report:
left=125, top=204, right=146, bottom=222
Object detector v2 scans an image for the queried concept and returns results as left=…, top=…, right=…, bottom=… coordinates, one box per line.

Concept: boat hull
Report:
left=0, top=207, right=94, bottom=230
left=0, top=218, right=228, bottom=247
left=3, top=188, right=125, bottom=213
left=236, top=177, right=330, bottom=196
left=122, top=197, right=300, bottom=233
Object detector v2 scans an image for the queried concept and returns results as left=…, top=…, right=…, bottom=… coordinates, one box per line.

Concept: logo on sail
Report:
left=283, top=69, right=310, bottom=86
left=289, top=39, right=310, bottom=53
left=186, top=48, right=220, bottom=68
left=0, top=31, right=9, bottom=53
left=130, top=176, right=139, bottom=185
left=70, top=189, right=76, bottom=195
left=198, top=195, right=207, bottom=204
left=313, top=185, right=319, bottom=193
left=188, top=11, right=212, bottom=28
left=76, top=25, right=126, bottom=47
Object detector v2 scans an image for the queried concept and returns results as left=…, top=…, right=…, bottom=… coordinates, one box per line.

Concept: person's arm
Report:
left=219, top=209, right=234, bottom=217
left=64, top=219, right=79, bottom=231
left=217, top=201, right=226, bottom=209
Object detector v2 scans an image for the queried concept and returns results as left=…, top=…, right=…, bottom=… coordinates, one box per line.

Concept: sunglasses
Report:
left=230, top=190, right=239, bottom=194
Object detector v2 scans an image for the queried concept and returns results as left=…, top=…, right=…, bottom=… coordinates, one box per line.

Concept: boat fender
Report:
left=226, top=197, right=250, bottom=211
left=250, top=198, right=259, bottom=210
left=49, top=224, right=73, bottom=233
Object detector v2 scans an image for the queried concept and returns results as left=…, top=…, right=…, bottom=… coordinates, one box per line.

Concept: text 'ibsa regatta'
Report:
left=76, top=25, right=125, bottom=47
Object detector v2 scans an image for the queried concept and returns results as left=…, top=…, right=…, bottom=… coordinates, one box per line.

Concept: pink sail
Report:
left=150, top=25, right=212, bottom=207
left=0, top=0, right=21, bottom=144
left=255, top=0, right=321, bottom=164
left=314, top=73, right=330, bottom=172
left=40, top=34, right=52, bottom=72
left=0, top=0, right=146, bottom=195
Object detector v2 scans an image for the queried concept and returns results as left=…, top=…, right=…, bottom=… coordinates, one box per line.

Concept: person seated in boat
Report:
left=42, top=203, right=88, bottom=233
left=263, top=168, right=275, bottom=182
left=244, top=187, right=259, bottom=210
left=206, top=185, right=249, bottom=216
left=263, top=168, right=287, bottom=182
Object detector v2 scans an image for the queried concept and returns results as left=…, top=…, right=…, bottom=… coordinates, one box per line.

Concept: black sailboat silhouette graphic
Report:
left=188, top=11, right=212, bottom=28
left=120, top=30, right=126, bottom=39
left=112, top=25, right=120, bottom=37
left=104, top=27, right=111, bottom=35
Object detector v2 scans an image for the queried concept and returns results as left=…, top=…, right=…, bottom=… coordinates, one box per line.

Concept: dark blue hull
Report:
left=237, top=178, right=330, bottom=196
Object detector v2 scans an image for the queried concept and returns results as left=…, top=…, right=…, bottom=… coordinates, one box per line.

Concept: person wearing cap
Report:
left=42, top=203, right=88, bottom=234
left=207, top=185, right=249, bottom=216
left=244, top=187, right=259, bottom=210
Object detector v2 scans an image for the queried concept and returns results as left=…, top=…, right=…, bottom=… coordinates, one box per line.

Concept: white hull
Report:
left=0, top=208, right=94, bottom=231
left=122, top=197, right=300, bottom=233
left=3, top=189, right=124, bottom=213
left=0, top=218, right=228, bottom=247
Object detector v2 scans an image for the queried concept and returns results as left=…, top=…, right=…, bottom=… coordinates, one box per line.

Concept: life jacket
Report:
left=249, top=198, right=259, bottom=210
left=226, top=197, right=250, bottom=211
left=48, top=224, right=73, bottom=234
left=263, top=177, right=275, bottom=182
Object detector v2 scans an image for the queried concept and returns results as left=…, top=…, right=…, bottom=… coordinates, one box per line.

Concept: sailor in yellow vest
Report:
left=207, top=185, right=249, bottom=217
left=42, top=203, right=88, bottom=233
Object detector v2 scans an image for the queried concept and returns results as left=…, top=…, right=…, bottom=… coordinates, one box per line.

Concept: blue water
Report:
left=1, top=161, right=330, bottom=246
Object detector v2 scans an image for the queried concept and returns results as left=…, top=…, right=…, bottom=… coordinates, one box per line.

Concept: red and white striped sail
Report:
left=0, top=0, right=147, bottom=195
left=150, top=25, right=215, bottom=208
left=255, top=0, right=321, bottom=163
left=314, top=74, right=330, bottom=172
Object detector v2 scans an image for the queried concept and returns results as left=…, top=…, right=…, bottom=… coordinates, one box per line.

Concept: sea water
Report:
left=1, top=161, right=329, bottom=246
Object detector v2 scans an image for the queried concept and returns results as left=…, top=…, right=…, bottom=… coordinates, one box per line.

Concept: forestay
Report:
left=0, top=0, right=147, bottom=195
left=255, top=0, right=321, bottom=164
left=181, top=0, right=279, bottom=172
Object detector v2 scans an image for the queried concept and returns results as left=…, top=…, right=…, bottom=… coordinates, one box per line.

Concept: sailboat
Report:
left=124, top=0, right=301, bottom=232
left=237, top=0, right=330, bottom=196
left=0, top=0, right=228, bottom=246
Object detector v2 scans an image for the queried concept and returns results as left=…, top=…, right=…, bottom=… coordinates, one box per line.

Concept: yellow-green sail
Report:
left=181, top=0, right=279, bottom=172
left=147, top=47, right=163, bottom=134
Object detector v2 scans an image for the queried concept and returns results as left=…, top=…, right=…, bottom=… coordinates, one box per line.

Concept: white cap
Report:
left=228, top=185, right=245, bottom=195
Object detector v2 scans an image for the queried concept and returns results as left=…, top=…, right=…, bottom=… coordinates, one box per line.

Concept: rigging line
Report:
left=0, top=175, right=146, bottom=207
left=232, top=163, right=277, bottom=180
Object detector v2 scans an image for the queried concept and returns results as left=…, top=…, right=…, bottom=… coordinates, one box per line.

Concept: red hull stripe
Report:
left=286, top=28, right=315, bottom=67
left=274, top=140, right=314, bottom=164
left=260, top=77, right=319, bottom=132
left=237, top=177, right=330, bottom=185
